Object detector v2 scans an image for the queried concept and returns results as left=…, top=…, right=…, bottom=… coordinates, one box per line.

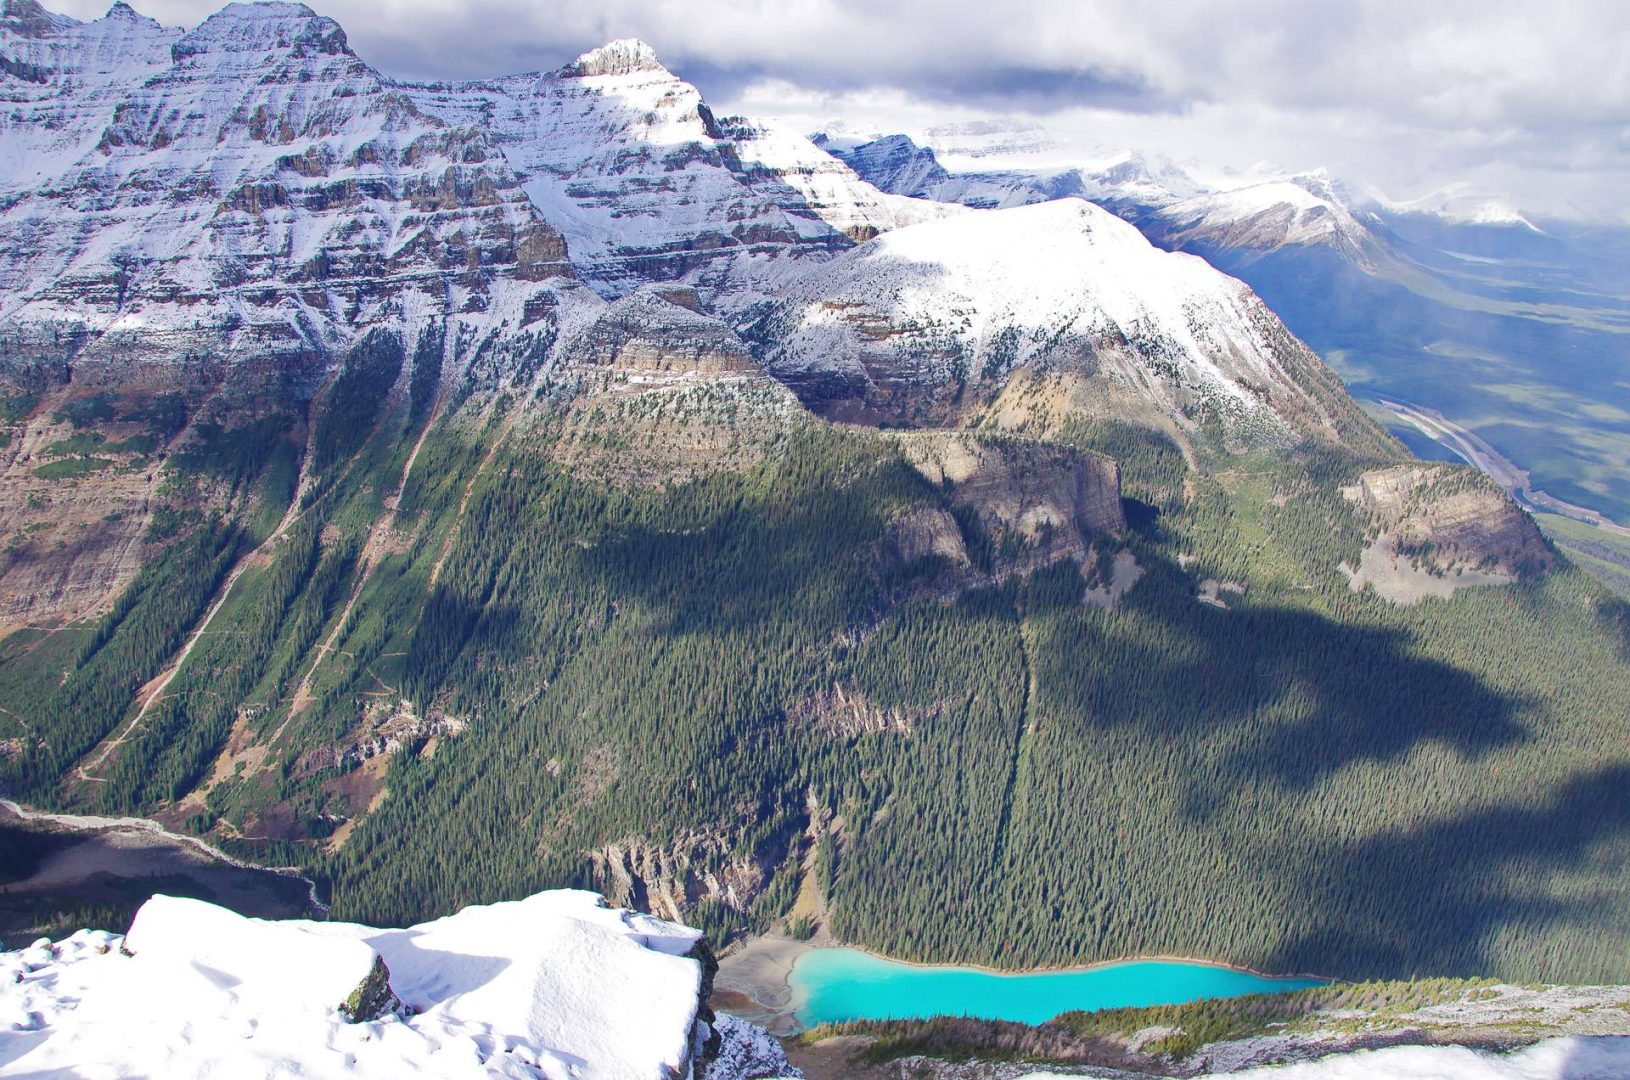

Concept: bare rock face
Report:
left=1345, top=464, right=1553, bottom=578
left=558, top=289, right=760, bottom=377
left=785, top=683, right=933, bottom=738
left=897, top=431, right=1124, bottom=578
left=590, top=827, right=772, bottom=930
left=884, top=506, right=972, bottom=571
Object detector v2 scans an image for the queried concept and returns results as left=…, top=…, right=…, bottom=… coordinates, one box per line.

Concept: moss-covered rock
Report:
left=339, top=953, right=399, bottom=1023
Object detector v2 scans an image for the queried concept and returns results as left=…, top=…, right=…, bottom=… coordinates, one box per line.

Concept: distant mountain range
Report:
left=815, top=129, right=1630, bottom=540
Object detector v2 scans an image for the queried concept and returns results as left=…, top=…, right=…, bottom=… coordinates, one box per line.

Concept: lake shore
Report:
left=712, top=933, right=1330, bottom=1036
left=712, top=933, right=815, bottom=1035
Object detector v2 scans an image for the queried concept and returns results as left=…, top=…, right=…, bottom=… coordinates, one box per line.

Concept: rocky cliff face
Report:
left=1346, top=463, right=1553, bottom=577
left=545, top=288, right=810, bottom=485
left=0, top=2, right=602, bottom=629
left=0, top=1, right=577, bottom=384
left=897, top=431, right=1123, bottom=579
left=814, top=132, right=952, bottom=200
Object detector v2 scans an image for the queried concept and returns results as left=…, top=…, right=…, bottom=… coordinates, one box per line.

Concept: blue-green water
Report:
left=791, top=948, right=1324, bottom=1027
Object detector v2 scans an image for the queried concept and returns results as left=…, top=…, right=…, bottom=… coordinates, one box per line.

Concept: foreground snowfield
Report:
left=0, top=890, right=797, bottom=1079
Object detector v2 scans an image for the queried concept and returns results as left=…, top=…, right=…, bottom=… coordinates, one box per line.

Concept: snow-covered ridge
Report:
left=815, top=131, right=1394, bottom=259
left=0, top=890, right=799, bottom=1079
left=560, top=37, right=665, bottom=78
left=406, top=42, right=949, bottom=304
left=1371, top=182, right=1543, bottom=232
left=756, top=197, right=1359, bottom=447
left=1151, top=170, right=1381, bottom=258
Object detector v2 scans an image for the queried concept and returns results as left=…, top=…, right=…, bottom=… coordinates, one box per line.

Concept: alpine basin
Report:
left=791, top=948, right=1324, bottom=1027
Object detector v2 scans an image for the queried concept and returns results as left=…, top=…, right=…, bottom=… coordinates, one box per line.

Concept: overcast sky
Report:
left=55, top=0, right=1630, bottom=221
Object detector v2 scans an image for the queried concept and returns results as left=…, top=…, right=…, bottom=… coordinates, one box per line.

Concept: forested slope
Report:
left=3, top=366, right=1626, bottom=985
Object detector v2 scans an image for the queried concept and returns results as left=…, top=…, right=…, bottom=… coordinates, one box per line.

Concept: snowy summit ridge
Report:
left=561, top=37, right=665, bottom=78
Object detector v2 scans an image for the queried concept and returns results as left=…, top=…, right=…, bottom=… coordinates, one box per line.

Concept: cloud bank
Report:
left=50, top=0, right=1630, bottom=221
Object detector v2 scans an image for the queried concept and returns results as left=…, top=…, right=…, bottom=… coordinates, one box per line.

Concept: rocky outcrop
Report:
left=884, top=506, right=972, bottom=572
left=590, top=826, right=777, bottom=931
left=898, top=431, right=1124, bottom=578
left=1345, top=463, right=1552, bottom=577
left=558, top=288, right=761, bottom=377
left=785, top=684, right=932, bottom=738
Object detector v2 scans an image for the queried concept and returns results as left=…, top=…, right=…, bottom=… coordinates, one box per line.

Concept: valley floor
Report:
left=0, top=800, right=318, bottom=942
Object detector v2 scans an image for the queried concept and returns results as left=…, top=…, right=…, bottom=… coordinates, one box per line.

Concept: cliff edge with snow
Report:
left=0, top=889, right=798, bottom=1080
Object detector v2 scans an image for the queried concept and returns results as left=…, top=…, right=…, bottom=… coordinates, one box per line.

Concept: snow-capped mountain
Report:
left=1145, top=170, right=1385, bottom=263
left=750, top=198, right=1386, bottom=453
left=0, top=1, right=959, bottom=403
left=818, top=132, right=1382, bottom=261
left=405, top=40, right=947, bottom=306
left=0, top=0, right=1376, bottom=462
left=815, top=132, right=1205, bottom=212
left=1370, top=183, right=1542, bottom=232
left=0, top=0, right=585, bottom=398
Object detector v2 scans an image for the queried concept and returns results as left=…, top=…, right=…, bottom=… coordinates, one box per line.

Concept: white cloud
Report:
left=47, top=0, right=1630, bottom=221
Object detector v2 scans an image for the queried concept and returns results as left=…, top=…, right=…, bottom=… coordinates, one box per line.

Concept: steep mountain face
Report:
left=0, top=1, right=576, bottom=368
left=895, top=431, right=1125, bottom=581
left=812, top=132, right=951, bottom=199
left=751, top=198, right=1390, bottom=456
left=0, top=0, right=592, bottom=631
left=0, top=2, right=179, bottom=197
left=409, top=42, right=947, bottom=305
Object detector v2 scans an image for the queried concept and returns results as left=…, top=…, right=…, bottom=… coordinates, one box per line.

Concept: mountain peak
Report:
left=173, top=2, right=348, bottom=60
left=560, top=37, right=666, bottom=78
left=2, top=0, right=71, bottom=37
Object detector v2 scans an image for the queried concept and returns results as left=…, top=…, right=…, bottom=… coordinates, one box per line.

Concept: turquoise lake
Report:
left=790, top=948, right=1324, bottom=1027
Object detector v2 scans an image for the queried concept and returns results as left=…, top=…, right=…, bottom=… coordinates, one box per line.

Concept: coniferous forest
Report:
left=2, top=368, right=1628, bottom=987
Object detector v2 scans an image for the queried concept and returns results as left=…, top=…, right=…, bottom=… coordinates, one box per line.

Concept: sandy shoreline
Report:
left=712, top=933, right=815, bottom=1035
